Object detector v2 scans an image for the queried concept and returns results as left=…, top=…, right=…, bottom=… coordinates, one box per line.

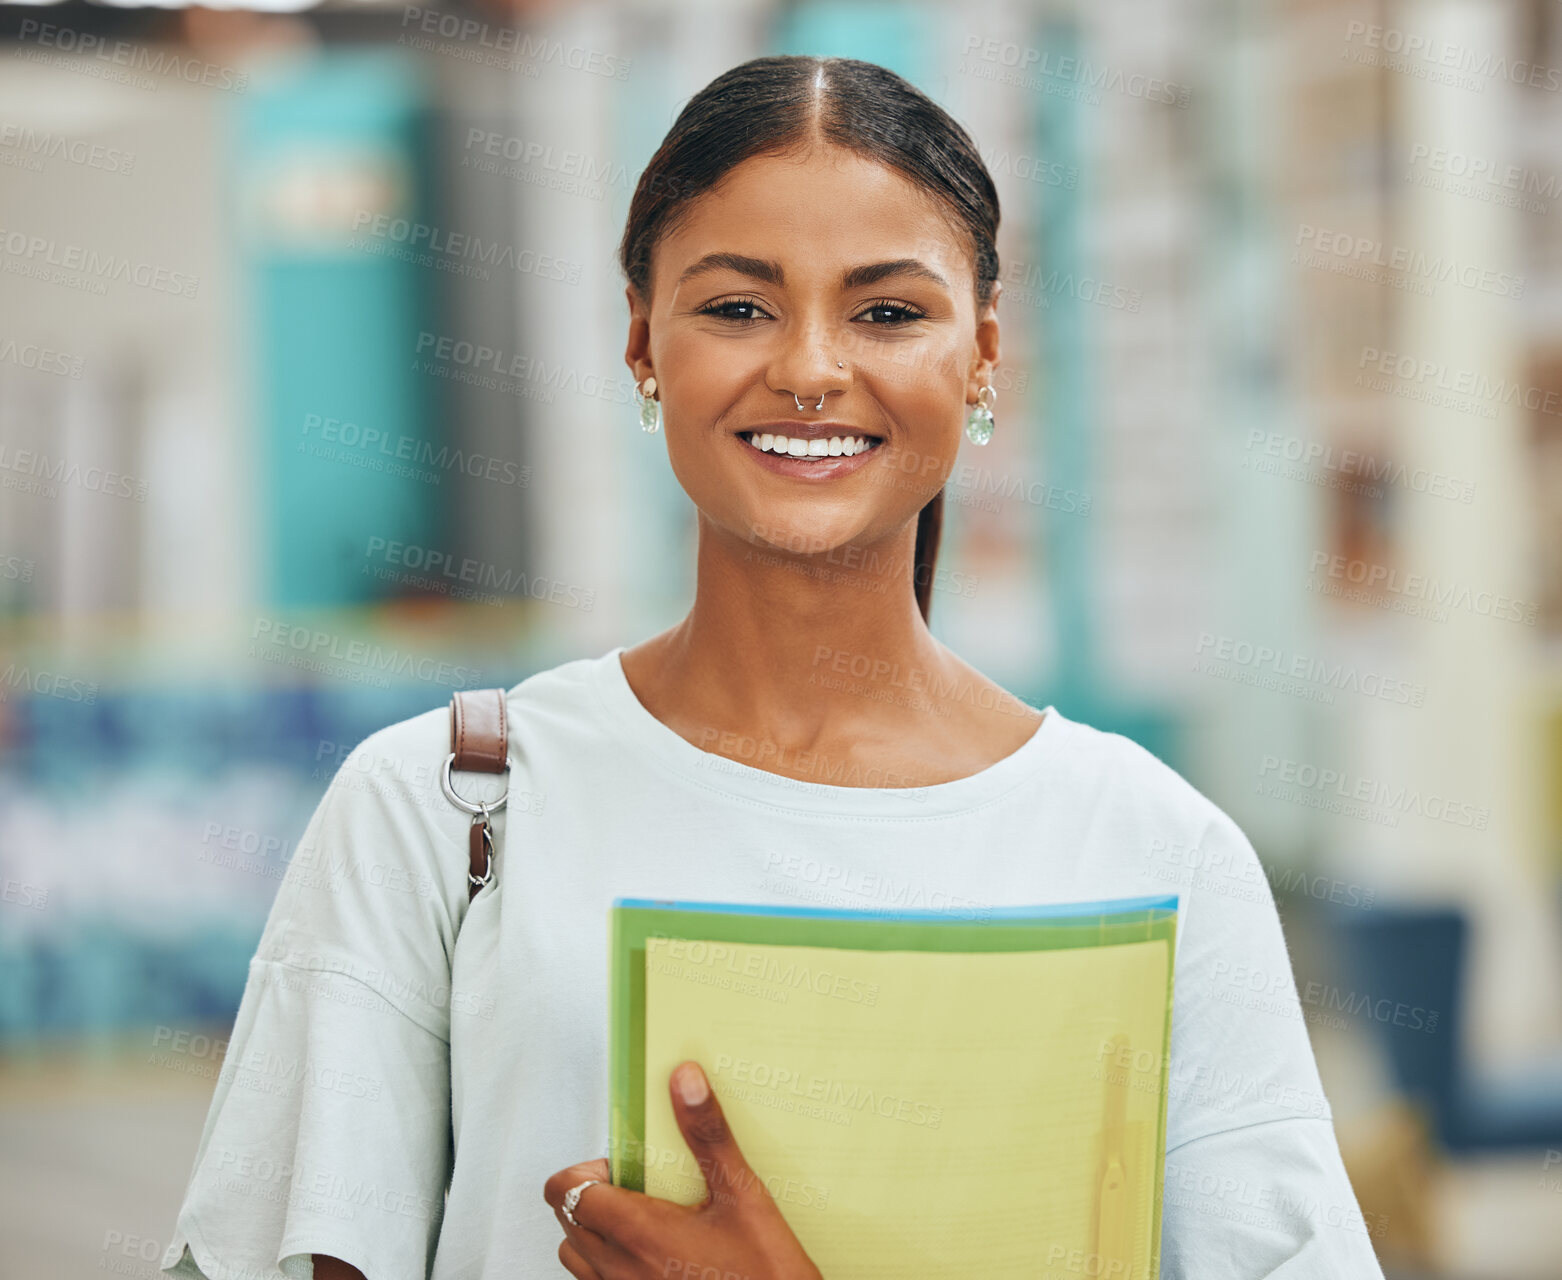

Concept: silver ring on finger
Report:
left=561, top=1179, right=602, bottom=1227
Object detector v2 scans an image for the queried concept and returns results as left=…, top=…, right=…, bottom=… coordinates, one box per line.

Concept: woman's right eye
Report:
left=696, top=298, right=770, bottom=323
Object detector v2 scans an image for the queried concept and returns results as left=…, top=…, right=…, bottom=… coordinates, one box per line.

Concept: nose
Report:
left=766, top=321, right=850, bottom=411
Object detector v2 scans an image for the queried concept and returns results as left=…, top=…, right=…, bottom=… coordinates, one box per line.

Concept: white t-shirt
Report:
left=161, top=645, right=1386, bottom=1280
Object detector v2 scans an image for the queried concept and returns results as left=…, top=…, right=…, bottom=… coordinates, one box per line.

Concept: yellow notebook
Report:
left=609, top=895, right=1178, bottom=1280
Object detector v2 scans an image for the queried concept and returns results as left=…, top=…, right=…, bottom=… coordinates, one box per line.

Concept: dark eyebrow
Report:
left=840, top=258, right=950, bottom=291
left=676, top=253, right=950, bottom=292
left=677, top=252, right=783, bottom=287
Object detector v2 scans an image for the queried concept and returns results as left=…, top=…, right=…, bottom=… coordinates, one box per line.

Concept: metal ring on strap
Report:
left=441, top=753, right=510, bottom=815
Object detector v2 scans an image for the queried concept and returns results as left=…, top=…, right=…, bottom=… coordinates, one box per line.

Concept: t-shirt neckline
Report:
left=589, top=644, right=1065, bottom=817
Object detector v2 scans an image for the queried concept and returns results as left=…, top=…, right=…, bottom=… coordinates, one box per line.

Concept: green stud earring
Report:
left=634, top=376, right=661, bottom=433
left=965, top=384, right=996, bottom=446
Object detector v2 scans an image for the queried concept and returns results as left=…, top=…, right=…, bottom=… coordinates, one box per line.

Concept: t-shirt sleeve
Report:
left=1158, top=805, right=1387, bottom=1278
left=1161, top=1119, right=1383, bottom=1277
left=160, top=722, right=472, bottom=1280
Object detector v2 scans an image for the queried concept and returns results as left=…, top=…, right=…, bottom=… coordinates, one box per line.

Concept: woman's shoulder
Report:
left=1039, top=708, right=1254, bottom=859
left=240, top=648, right=623, bottom=1034
left=502, top=646, right=623, bottom=729
left=292, top=649, right=616, bottom=856
left=342, top=648, right=616, bottom=769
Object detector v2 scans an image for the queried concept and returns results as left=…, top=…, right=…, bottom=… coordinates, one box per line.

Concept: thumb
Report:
left=670, top=1060, right=758, bottom=1210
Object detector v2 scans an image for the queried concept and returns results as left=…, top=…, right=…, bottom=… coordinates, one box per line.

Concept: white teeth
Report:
left=742, top=433, right=880, bottom=458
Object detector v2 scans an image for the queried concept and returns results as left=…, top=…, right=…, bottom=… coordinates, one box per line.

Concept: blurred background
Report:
left=2, top=0, right=1561, bottom=1275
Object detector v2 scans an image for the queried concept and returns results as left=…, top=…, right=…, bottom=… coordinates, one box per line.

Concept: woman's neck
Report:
left=617, top=521, right=1042, bottom=786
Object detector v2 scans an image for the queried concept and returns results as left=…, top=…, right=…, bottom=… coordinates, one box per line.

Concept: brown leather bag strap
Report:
left=451, top=687, right=508, bottom=773
left=446, top=688, right=509, bottom=900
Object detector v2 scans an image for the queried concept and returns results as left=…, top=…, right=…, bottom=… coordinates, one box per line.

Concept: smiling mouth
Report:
left=741, top=431, right=885, bottom=458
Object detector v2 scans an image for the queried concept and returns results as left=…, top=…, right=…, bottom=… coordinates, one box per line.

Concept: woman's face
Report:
left=627, top=144, right=999, bottom=562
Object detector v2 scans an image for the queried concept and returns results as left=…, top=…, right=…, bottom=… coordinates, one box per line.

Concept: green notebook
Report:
left=609, top=894, right=1179, bottom=1280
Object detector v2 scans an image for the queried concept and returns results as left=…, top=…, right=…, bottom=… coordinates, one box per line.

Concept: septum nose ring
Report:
left=793, top=360, right=845, bottom=411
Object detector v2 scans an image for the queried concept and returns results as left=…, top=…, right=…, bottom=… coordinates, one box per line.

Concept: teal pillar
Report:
left=1030, top=20, right=1177, bottom=763
left=234, top=50, right=437, bottom=608
left=1032, top=19, right=1097, bottom=707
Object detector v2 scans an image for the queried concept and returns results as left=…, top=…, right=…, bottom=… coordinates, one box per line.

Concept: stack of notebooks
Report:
left=609, top=893, right=1179, bottom=1279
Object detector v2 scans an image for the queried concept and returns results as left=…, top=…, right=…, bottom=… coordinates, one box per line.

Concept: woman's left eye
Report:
left=855, top=301, right=927, bottom=326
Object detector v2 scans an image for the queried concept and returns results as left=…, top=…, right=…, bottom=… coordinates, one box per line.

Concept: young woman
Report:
left=162, top=56, right=1384, bottom=1280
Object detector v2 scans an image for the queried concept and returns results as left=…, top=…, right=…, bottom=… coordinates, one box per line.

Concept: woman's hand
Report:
left=544, top=1060, right=824, bottom=1280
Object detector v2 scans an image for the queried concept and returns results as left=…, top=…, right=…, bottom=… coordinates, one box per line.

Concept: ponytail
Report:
left=913, top=490, right=944, bottom=623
